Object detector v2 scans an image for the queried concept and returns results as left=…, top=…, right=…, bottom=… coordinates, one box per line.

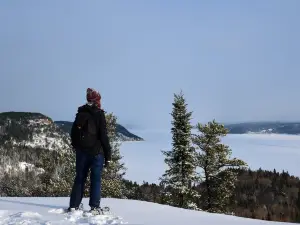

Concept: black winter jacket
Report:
left=71, top=104, right=112, bottom=161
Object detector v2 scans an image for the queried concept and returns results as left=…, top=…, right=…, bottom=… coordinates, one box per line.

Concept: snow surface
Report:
left=0, top=197, right=291, bottom=225
left=120, top=130, right=300, bottom=184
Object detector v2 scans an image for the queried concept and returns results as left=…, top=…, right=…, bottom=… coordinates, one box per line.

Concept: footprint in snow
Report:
left=0, top=211, right=51, bottom=225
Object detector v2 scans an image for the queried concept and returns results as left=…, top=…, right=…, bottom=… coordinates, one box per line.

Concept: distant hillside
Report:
left=0, top=111, right=142, bottom=197
left=0, top=111, right=73, bottom=196
left=0, top=112, right=70, bottom=151
left=225, top=122, right=300, bottom=135
left=55, top=121, right=143, bottom=141
left=0, top=111, right=142, bottom=181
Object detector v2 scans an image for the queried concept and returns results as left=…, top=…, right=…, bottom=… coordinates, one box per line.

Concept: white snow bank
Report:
left=0, top=197, right=292, bottom=225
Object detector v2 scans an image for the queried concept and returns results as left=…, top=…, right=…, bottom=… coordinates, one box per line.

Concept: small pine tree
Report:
left=192, top=120, right=247, bottom=213
left=160, top=91, right=200, bottom=210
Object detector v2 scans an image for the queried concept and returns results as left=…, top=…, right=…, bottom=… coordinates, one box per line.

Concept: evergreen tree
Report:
left=59, top=149, right=76, bottom=196
left=160, top=91, right=199, bottom=210
left=192, top=120, right=247, bottom=213
left=37, top=149, right=74, bottom=197
left=102, top=113, right=126, bottom=198
left=296, top=187, right=300, bottom=215
left=84, top=112, right=127, bottom=198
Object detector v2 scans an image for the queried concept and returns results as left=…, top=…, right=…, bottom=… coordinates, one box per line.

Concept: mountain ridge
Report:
left=0, top=111, right=143, bottom=141
left=55, top=121, right=143, bottom=141
left=0, top=111, right=70, bottom=150
left=224, top=121, right=300, bottom=135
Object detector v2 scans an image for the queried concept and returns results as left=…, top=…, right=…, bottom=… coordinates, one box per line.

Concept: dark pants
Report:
left=69, top=149, right=104, bottom=208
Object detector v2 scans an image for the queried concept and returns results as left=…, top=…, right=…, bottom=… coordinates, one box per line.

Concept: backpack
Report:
left=71, top=111, right=98, bottom=149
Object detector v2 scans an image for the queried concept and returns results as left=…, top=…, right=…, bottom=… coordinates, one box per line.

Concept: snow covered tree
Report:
left=37, top=148, right=75, bottom=197
left=101, top=113, right=126, bottom=198
left=192, top=120, right=247, bottom=213
left=58, top=149, right=76, bottom=195
left=160, top=91, right=200, bottom=210
left=84, top=112, right=126, bottom=198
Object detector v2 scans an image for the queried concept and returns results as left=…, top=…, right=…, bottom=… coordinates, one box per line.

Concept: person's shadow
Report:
left=0, top=198, right=63, bottom=209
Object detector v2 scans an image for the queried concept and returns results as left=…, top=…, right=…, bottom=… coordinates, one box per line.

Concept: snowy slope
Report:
left=0, top=197, right=291, bottom=225
left=5, top=118, right=70, bottom=151
left=0, top=113, right=71, bottom=152
left=0, top=112, right=72, bottom=179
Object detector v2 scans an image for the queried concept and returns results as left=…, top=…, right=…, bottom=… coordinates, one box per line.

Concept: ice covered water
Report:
left=120, top=130, right=300, bottom=184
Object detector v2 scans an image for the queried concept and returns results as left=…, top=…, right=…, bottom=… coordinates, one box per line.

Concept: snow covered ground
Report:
left=120, top=130, right=300, bottom=184
left=0, top=197, right=292, bottom=225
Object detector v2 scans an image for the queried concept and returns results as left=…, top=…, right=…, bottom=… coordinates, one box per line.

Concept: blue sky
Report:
left=0, top=0, right=299, bottom=129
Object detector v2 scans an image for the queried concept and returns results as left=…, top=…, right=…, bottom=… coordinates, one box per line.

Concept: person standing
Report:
left=68, top=88, right=112, bottom=215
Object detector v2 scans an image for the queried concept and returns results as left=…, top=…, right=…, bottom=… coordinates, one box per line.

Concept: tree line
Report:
left=123, top=167, right=300, bottom=223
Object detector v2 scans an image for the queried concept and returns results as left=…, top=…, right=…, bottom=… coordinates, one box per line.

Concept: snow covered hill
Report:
left=0, top=112, right=74, bottom=195
left=0, top=197, right=292, bottom=225
left=0, top=112, right=72, bottom=177
left=0, top=112, right=71, bottom=151
left=225, top=122, right=300, bottom=135
left=55, top=121, right=144, bottom=142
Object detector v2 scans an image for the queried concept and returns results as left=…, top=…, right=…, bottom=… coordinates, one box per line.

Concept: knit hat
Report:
left=86, top=88, right=101, bottom=109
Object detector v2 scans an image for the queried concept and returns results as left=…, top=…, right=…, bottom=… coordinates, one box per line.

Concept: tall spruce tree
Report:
left=192, top=120, right=247, bottom=213
left=160, top=91, right=199, bottom=210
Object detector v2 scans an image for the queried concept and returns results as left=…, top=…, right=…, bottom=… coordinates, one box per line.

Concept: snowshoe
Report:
left=82, top=206, right=110, bottom=217
left=90, top=207, right=104, bottom=216
left=65, top=203, right=84, bottom=213
left=90, top=206, right=110, bottom=215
